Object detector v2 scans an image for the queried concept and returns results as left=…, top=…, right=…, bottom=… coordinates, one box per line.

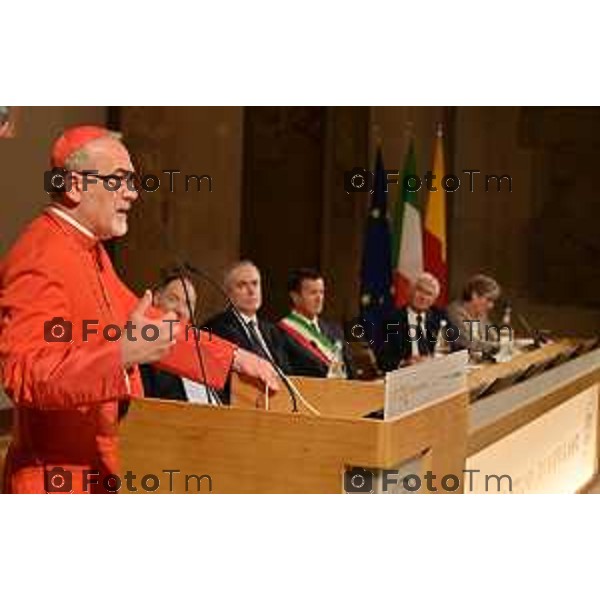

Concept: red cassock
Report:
left=0, top=209, right=236, bottom=493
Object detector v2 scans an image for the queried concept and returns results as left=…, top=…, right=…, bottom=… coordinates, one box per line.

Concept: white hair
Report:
left=223, top=260, right=260, bottom=291
left=412, top=272, right=441, bottom=298
left=63, top=130, right=123, bottom=171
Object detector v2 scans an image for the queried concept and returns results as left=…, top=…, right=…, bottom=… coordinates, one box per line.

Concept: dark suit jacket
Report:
left=200, top=308, right=291, bottom=403
left=377, top=306, right=445, bottom=372
left=140, top=363, right=187, bottom=401
left=123, top=364, right=188, bottom=420
left=142, top=306, right=289, bottom=404
left=280, top=317, right=355, bottom=379
left=202, top=308, right=290, bottom=371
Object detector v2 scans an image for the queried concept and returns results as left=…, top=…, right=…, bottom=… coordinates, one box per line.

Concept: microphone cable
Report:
left=176, top=265, right=222, bottom=406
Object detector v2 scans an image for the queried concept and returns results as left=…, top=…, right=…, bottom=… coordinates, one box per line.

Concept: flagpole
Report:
left=372, top=123, right=383, bottom=151
left=405, top=120, right=415, bottom=151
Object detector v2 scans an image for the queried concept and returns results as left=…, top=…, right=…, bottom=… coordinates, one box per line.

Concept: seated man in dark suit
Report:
left=140, top=269, right=213, bottom=403
left=202, top=261, right=289, bottom=402
left=278, top=268, right=354, bottom=378
left=378, top=272, right=446, bottom=372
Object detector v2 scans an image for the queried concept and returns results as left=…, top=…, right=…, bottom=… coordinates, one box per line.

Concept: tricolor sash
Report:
left=279, top=312, right=336, bottom=366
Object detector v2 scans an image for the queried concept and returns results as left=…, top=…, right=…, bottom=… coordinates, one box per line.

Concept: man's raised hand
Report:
left=121, top=290, right=180, bottom=368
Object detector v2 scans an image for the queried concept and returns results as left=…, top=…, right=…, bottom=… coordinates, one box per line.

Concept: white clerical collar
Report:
left=48, top=204, right=96, bottom=241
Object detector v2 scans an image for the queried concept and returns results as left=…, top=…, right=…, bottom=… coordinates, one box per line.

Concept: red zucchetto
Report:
left=51, top=125, right=112, bottom=168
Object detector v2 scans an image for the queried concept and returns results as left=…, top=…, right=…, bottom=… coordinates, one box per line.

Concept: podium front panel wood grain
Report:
left=119, top=389, right=468, bottom=493
left=231, top=375, right=386, bottom=418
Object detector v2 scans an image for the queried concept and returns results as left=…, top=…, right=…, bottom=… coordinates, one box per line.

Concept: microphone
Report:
left=516, top=311, right=551, bottom=348
left=161, top=215, right=221, bottom=405
left=181, top=262, right=318, bottom=415
left=173, top=265, right=222, bottom=406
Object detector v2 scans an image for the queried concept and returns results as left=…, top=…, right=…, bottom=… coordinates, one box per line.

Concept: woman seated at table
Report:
left=447, top=274, right=502, bottom=357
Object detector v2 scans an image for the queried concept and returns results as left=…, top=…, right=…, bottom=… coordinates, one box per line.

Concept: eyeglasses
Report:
left=73, top=170, right=141, bottom=192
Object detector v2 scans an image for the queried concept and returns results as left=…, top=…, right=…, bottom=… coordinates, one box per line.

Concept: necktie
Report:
left=246, top=320, right=271, bottom=361
left=416, top=314, right=430, bottom=357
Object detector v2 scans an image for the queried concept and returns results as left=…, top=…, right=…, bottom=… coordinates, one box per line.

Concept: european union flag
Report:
left=358, top=146, right=393, bottom=349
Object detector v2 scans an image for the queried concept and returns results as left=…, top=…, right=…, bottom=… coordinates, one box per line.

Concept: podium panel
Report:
left=467, top=347, right=600, bottom=493
left=466, top=385, right=598, bottom=493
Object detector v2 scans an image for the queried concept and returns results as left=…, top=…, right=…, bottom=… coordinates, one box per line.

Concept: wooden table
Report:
left=466, top=340, right=578, bottom=398
left=233, top=340, right=583, bottom=417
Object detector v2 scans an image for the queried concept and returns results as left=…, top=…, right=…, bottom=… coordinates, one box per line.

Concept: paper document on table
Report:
left=384, top=350, right=469, bottom=420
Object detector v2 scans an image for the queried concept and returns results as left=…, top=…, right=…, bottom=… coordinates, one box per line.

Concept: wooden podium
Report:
left=119, top=344, right=600, bottom=494
left=119, top=376, right=469, bottom=493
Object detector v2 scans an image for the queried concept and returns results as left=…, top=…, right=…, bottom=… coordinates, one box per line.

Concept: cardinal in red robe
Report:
left=0, top=125, right=279, bottom=493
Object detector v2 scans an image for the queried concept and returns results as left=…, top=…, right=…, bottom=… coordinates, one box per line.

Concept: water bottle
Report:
left=434, top=319, right=450, bottom=357
left=327, top=341, right=347, bottom=379
left=497, top=303, right=514, bottom=362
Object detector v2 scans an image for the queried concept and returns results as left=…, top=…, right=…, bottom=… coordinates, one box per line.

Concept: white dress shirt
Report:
left=292, top=310, right=321, bottom=334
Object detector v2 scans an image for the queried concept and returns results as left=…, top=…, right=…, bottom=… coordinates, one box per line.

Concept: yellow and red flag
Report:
left=423, top=125, right=448, bottom=304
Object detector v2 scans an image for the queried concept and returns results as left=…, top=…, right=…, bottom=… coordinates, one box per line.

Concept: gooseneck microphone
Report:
left=180, top=262, right=319, bottom=415
left=174, top=267, right=222, bottom=406
left=516, top=311, right=551, bottom=348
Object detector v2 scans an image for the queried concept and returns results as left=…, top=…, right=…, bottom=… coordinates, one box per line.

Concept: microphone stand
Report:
left=175, top=267, right=222, bottom=406
left=516, top=312, right=552, bottom=348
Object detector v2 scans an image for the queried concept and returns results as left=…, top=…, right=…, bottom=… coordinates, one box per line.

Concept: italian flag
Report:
left=392, top=138, right=423, bottom=307
left=424, top=125, right=448, bottom=304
